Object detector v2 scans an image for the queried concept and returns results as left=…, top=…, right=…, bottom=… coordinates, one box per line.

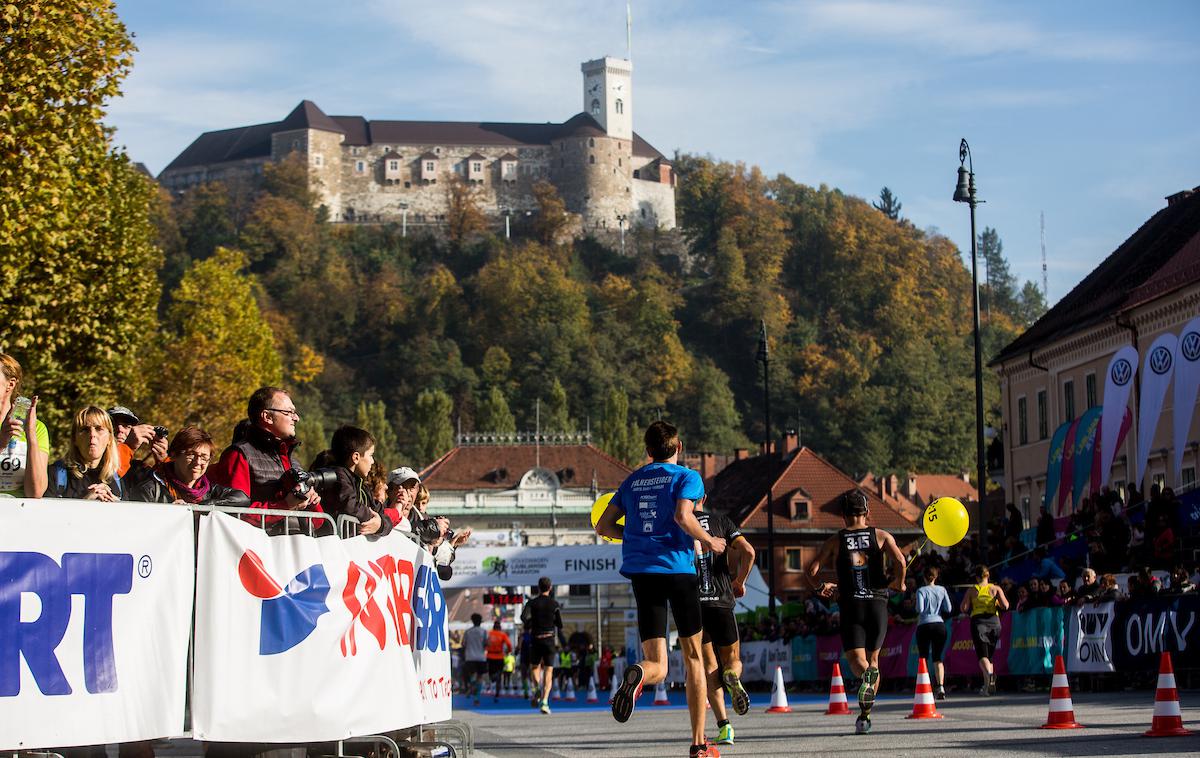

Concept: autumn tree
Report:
left=355, top=400, right=399, bottom=471
left=445, top=176, right=489, bottom=246
left=532, top=180, right=570, bottom=244
left=0, top=1, right=162, bottom=439
left=873, top=187, right=903, bottom=220
left=144, top=248, right=283, bottom=439
left=411, top=388, right=454, bottom=465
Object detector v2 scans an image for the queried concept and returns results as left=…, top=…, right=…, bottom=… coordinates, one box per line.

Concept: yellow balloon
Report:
left=923, top=497, right=969, bottom=547
left=590, top=492, right=624, bottom=544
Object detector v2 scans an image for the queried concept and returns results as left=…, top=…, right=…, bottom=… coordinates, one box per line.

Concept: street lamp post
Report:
left=399, top=202, right=409, bottom=238
left=503, top=208, right=512, bottom=239
left=617, top=214, right=627, bottom=254
left=756, top=320, right=776, bottom=616
left=953, top=138, right=990, bottom=563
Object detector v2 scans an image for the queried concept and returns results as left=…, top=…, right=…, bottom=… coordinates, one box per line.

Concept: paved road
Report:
left=456, top=691, right=1198, bottom=758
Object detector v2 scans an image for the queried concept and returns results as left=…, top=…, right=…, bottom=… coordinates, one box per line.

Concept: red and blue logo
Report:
left=238, top=550, right=330, bottom=655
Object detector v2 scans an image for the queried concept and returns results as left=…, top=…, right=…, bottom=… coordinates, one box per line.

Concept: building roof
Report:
left=992, top=188, right=1200, bottom=366
left=380, top=150, right=402, bottom=160
left=907, top=474, right=977, bottom=508
left=419, top=150, right=439, bottom=160
left=498, top=153, right=519, bottom=161
left=466, top=152, right=487, bottom=161
left=706, top=447, right=920, bottom=533
left=162, top=101, right=668, bottom=174
left=419, top=443, right=632, bottom=491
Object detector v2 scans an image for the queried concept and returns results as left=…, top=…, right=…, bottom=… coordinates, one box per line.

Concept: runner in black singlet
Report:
left=805, top=490, right=906, bottom=734
left=521, top=576, right=565, bottom=714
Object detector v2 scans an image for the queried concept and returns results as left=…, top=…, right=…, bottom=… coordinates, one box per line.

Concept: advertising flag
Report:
left=1070, top=406, right=1103, bottom=508
left=1100, top=346, right=1138, bottom=487
left=1044, top=421, right=1072, bottom=509
left=1172, top=317, right=1200, bottom=487
left=1057, top=418, right=1081, bottom=515
left=1136, top=333, right=1178, bottom=487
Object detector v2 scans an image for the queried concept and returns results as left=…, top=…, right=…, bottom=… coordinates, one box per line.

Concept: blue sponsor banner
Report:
left=1111, top=594, right=1200, bottom=671
left=1006, top=606, right=1064, bottom=675
left=790, top=635, right=817, bottom=682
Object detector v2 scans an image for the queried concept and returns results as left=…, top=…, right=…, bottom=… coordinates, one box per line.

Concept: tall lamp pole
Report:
left=756, top=320, right=776, bottom=616
left=953, top=139, right=990, bottom=563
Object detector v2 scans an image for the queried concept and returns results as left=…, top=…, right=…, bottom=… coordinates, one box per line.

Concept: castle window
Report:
left=313, top=154, right=323, bottom=167
left=618, top=158, right=622, bottom=166
left=615, top=98, right=624, bottom=114
left=473, top=162, right=482, bottom=172
left=633, top=169, right=639, bottom=179
left=404, top=181, right=411, bottom=188
left=591, top=98, right=601, bottom=116
left=588, top=138, right=595, bottom=148
left=589, top=155, right=595, bottom=164
left=389, top=160, right=399, bottom=171
left=426, top=162, right=435, bottom=172
left=356, top=160, right=366, bottom=173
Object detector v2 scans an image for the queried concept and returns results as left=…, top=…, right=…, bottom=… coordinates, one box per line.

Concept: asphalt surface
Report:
left=455, top=690, right=1199, bottom=758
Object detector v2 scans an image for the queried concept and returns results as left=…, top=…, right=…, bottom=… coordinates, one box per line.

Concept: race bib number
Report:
left=0, top=438, right=28, bottom=492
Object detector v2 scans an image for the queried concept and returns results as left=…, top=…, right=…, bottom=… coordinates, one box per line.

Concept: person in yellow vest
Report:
left=503, top=651, right=517, bottom=694
left=960, top=565, right=1010, bottom=695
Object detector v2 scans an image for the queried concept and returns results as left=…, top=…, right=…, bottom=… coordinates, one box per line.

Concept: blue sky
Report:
left=108, top=0, right=1200, bottom=303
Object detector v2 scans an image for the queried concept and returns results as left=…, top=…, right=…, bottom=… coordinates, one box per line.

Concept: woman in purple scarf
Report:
left=128, top=426, right=249, bottom=507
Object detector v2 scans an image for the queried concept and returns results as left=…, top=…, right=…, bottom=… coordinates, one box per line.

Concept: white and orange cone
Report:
left=906, top=657, right=943, bottom=719
left=551, top=680, right=561, bottom=701
left=1040, top=655, right=1083, bottom=729
left=1145, top=652, right=1192, bottom=737
left=564, top=676, right=577, bottom=701
left=766, top=665, right=792, bottom=713
left=586, top=675, right=600, bottom=703
left=653, top=679, right=671, bottom=705
left=609, top=670, right=620, bottom=701
left=825, top=663, right=852, bottom=715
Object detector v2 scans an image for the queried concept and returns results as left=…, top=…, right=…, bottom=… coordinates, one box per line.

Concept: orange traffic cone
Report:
left=653, top=679, right=671, bottom=705
left=1145, top=652, right=1192, bottom=737
left=824, top=663, right=852, bottom=715
left=1040, top=655, right=1083, bottom=729
left=906, top=657, right=943, bottom=719
left=766, top=665, right=792, bottom=713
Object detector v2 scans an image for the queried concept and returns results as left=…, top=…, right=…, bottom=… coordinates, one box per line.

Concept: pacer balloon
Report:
left=923, top=496, right=969, bottom=547
left=590, top=491, right=624, bottom=543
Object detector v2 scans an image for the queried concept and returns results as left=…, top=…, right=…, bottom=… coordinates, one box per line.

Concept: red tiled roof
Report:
left=707, top=448, right=919, bottom=533
left=993, top=189, right=1200, bottom=365
left=419, top=444, right=631, bottom=491
left=908, top=474, right=977, bottom=507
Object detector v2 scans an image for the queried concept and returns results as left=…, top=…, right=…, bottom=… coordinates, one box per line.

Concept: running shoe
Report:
left=721, top=668, right=750, bottom=716
left=540, top=699, right=551, bottom=714
left=987, top=673, right=997, bottom=696
left=855, top=714, right=871, bottom=735
left=935, top=688, right=946, bottom=701
left=857, top=666, right=879, bottom=716
left=611, top=664, right=645, bottom=723
left=689, top=740, right=721, bottom=757
left=715, top=723, right=735, bottom=745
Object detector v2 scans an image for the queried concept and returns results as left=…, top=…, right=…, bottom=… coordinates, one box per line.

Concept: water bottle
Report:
left=8, top=396, right=30, bottom=451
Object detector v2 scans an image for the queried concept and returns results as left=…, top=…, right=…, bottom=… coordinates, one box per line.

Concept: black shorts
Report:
left=462, top=660, right=487, bottom=679
left=487, top=658, right=504, bottom=677
left=530, top=636, right=557, bottom=667
left=631, top=573, right=703, bottom=640
left=916, top=622, right=948, bottom=661
left=700, top=604, right=740, bottom=649
left=971, top=615, right=1001, bottom=660
left=839, top=597, right=888, bottom=652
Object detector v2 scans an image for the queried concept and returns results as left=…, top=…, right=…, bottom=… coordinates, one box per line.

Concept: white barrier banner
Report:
left=440, top=544, right=623, bottom=588
left=193, top=513, right=450, bottom=741
left=1066, top=602, right=1116, bottom=673
left=739, top=640, right=792, bottom=683
left=0, top=499, right=194, bottom=750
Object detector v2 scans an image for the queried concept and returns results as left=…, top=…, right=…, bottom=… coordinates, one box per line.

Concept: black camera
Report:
left=282, top=467, right=337, bottom=499
left=153, top=426, right=169, bottom=439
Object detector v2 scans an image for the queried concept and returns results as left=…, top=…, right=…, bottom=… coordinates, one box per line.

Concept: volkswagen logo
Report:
left=1149, top=346, right=1173, bottom=375
left=1182, top=331, right=1200, bottom=362
left=1110, top=358, right=1132, bottom=386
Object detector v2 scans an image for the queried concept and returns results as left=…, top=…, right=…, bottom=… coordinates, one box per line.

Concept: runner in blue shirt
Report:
left=596, top=421, right=726, bottom=758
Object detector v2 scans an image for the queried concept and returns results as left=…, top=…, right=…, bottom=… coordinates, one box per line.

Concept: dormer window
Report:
left=591, top=98, right=601, bottom=116
left=388, top=160, right=399, bottom=171
left=788, top=491, right=811, bottom=522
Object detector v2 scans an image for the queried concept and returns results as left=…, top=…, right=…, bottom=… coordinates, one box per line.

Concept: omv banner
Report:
left=1173, top=316, right=1200, bottom=487
left=1136, top=333, right=1177, bottom=487
left=1066, top=602, right=1115, bottom=673
left=0, top=499, right=193, bottom=750
left=1100, top=346, right=1138, bottom=487
left=193, top=512, right=447, bottom=742
left=440, top=544, right=623, bottom=589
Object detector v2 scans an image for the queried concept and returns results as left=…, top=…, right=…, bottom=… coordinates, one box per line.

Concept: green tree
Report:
left=475, top=387, right=516, bottom=434
left=978, top=227, right=1018, bottom=318
left=411, top=388, right=454, bottom=465
left=599, top=388, right=642, bottom=465
left=293, top=414, right=328, bottom=465
left=873, top=187, right=903, bottom=220
left=532, top=180, right=570, bottom=244
left=0, top=1, right=162, bottom=438
left=144, top=248, right=283, bottom=438
left=671, top=359, right=750, bottom=453
left=356, top=399, right=399, bottom=470
left=1016, top=280, right=1049, bottom=327
left=542, top=378, right=573, bottom=432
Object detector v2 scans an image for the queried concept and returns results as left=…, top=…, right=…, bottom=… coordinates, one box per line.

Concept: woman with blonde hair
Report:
left=960, top=564, right=1010, bottom=695
left=46, top=406, right=125, bottom=500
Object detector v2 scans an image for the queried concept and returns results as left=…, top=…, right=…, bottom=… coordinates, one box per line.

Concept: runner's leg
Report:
left=679, top=631, right=708, bottom=748
left=703, top=641, right=728, bottom=721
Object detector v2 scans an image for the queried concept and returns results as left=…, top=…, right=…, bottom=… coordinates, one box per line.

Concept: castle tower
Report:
left=269, top=100, right=346, bottom=217
left=581, top=57, right=632, bottom=141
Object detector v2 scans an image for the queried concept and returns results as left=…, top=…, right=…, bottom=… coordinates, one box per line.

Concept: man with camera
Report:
left=108, top=405, right=169, bottom=478
left=210, top=387, right=328, bottom=533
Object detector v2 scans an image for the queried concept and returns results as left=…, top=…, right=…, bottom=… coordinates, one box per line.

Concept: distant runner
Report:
left=521, top=576, right=565, bottom=714
left=461, top=613, right=489, bottom=707
left=961, top=565, right=1009, bottom=696
left=806, top=490, right=906, bottom=734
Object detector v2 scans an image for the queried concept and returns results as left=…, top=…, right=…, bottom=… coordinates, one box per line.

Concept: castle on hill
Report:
left=159, top=57, right=676, bottom=231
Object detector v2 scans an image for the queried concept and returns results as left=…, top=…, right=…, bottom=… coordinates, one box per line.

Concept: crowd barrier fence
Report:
left=0, top=498, right=460, bottom=756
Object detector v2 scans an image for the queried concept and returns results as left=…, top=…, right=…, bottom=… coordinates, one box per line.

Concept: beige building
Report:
left=158, top=56, right=676, bottom=232
left=992, top=187, right=1200, bottom=522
